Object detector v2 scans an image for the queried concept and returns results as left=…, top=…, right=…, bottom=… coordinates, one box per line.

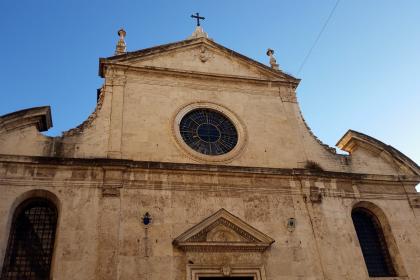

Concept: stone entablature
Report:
left=0, top=155, right=418, bottom=201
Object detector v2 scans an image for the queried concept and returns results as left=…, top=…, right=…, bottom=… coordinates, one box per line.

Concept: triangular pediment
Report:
left=100, top=38, right=299, bottom=84
left=173, top=208, right=274, bottom=252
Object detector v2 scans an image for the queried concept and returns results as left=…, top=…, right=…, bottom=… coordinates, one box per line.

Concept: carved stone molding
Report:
left=0, top=106, right=52, bottom=133
left=187, top=264, right=267, bottom=280
left=197, top=46, right=213, bottom=63
left=99, top=38, right=300, bottom=88
left=173, top=208, right=274, bottom=252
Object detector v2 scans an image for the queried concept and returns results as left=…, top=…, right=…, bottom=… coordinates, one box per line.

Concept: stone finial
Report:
left=189, top=26, right=209, bottom=39
left=115, top=28, right=127, bottom=55
left=266, top=48, right=280, bottom=70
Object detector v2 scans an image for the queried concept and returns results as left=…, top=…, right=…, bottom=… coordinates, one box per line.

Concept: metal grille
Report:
left=1, top=198, right=57, bottom=280
left=352, top=208, right=396, bottom=277
left=180, top=109, right=238, bottom=155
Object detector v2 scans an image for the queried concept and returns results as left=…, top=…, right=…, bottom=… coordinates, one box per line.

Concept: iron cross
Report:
left=191, top=12, right=205, bottom=26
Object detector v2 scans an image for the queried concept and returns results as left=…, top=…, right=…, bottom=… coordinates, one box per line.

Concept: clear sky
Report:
left=0, top=0, right=419, bottom=167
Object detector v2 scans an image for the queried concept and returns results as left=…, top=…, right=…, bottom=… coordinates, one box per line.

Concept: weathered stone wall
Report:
left=0, top=161, right=101, bottom=279
left=119, top=71, right=306, bottom=167
left=0, top=41, right=413, bottom=176
left=1, top=36, right=419, bottom=280
left=1, top=158, right=419, bottom=280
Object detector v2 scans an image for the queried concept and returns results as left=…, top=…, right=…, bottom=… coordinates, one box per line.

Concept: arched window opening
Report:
left=352, top=208, right=396, bottom=277
left=1, top=198, right=58, bottom=279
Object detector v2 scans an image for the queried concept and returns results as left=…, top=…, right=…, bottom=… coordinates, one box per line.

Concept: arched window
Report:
left=352, top=207, right=396, bottom=277
left=1, top=198, right=58, bottom=279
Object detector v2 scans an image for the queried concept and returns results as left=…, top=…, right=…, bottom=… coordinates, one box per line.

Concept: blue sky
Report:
left=0, top=0, right=419, bottom=167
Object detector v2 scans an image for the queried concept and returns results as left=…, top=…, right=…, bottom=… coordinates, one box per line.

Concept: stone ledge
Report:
left=0, top=154, right=419, bottom=183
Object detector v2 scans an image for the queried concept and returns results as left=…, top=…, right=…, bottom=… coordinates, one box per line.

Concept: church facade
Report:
left=0, top=26, right=419, bottom=280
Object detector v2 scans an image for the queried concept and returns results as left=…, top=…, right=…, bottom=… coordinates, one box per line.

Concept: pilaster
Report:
left=106, top=72, right=127, bottom=159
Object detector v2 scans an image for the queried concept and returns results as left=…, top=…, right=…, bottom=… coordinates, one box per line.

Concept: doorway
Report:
left=199, top=278, right=254, bottom=280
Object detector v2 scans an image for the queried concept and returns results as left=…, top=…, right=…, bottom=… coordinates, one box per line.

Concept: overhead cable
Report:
left=297, top=0, right=341, bottom=75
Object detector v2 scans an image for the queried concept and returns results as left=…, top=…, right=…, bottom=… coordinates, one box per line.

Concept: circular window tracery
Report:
left=179, top=109, right=238, bottom=155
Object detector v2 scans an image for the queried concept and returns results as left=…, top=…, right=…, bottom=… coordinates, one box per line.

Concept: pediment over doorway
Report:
left=173, top=209, right=274, bottom=252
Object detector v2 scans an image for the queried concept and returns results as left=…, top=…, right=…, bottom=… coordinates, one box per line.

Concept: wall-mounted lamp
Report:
left=287, top=218, right=296, bottom=232
left=142, top=212, right=152, bottom=226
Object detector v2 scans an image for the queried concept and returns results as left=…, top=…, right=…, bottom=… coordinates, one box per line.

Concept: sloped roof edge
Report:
left=337, top=130, right=420, bottom=175
left=0, top=106, right=52, bottom=132
left=99, top=37, right=300, bottom=85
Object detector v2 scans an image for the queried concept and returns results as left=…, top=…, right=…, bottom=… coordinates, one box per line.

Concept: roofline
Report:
left=0, top=106, right=52, bottom=132
left=98, top=37, right=300, bottom=86
left=102, top=62, right=298, bottom=87
left=337, top=129, right=420, bottom=175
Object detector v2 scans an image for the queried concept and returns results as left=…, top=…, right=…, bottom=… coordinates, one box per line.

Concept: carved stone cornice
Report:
left=99, top=37, right=300, bottom=88
left=173, top=208, right=274, bottom=252
left=337, top=130, right=420, bottom=176
left=176, top=243, right=270, bottom=252
left=107, top=62, right=295, bottom=87
left=0, top=106, right=52, bottom=133
left=0, top=154, right=418, bottom=184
